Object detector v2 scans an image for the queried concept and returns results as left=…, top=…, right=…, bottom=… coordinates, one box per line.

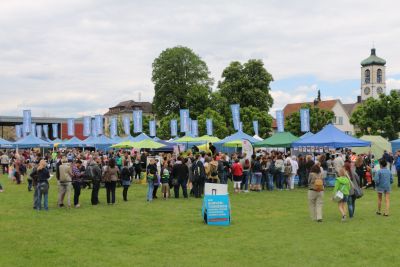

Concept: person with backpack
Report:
left=35, top=159, right=50, bottom=211
left=251, top=156, right=262, bottom=191
left=192, top=154, right=206, bottom=198
left=86, top=156, right=102, bottom=205
left=58, top=157, right=72, bottom=208
left=120, top=160, right=132, bottom=201
left=308, top=164, right=324, bottom=222
left=283, top=157, right=292, bottom=190
left=208, top=156, right=219, bottom=184
left=160, top=160, right=170, bottom=199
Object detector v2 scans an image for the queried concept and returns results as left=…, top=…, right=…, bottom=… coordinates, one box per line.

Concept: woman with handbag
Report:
left=344, top=161, right=361, bottom=218
left=121, top=160, right=132, bottom=201
left=333, top=168, right=351, bottom=221
left=102, top=158, right=119, bottom=205
left=36, top=160, right=50, bottom=211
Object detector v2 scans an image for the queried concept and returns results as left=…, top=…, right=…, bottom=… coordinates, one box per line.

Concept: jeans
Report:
left=73, top=182, right=81, bottom=206
left=147, top=180, right=154, bottom=201
left=33, top=186, right=40, bottom=209
left=91, top=180, right=100, bottom=205
left=105, top=181, right=116, bottom=204
left=153, top=185, right=159, bottom=198
left=261, top=172, right=268, bottom=190
left=174, top=179, right=188, bottom=198
left=219, top=172, right=227, bottom=184
left=252, top=173, right=262, bottom=185
left=241, top=171, right=249, bottom=190
left=347, top=195, right=356, bottom=218
left=28, top=179, right=33, bottom=191
left=38, top=185, right=48, bottom=210
left=123, top=185, right=129, bottom=201
left=267, top=174, right=274, bottom=191
left=298, top=171, right=307, bottom=186
left=275, top=172, right=284, bottom=189
left=2, top=164, right=8, bottom=174
left=193, top=178, right=205, bottom=198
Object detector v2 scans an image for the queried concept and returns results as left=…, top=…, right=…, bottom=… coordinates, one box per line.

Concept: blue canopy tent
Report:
left=153, top=137, right=161, bottom=142
left=300, top=132, right=314, bottom=139
left=215, top=131, right=259, bottom=153
left=59, top=136, right=85, bottom=148
left=83, top=135, right=116, bottom=151
left=121, top=135, right=136, bottom=142
left=12, top=134, right=52, bottom=149
left=132, top=133, right=153, bottom=142
left=390, top=139, right=400, bottom=154
left=292, top=124, right=371, bottom=148
left=0, top=137, right=13, bottom=149
left=152, top=139, right=175, bottom=152
left=111, top=136, right=123, bottom=143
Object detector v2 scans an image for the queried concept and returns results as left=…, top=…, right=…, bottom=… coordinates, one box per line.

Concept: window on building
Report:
left=345, top=131, right=352, bottom=135
left=365, top=69, right=370, bottom=84
left=338, top=117, right=343, bottom=125
left=332, top=116, right=337, bottom=124
left=377, top=69, right=382, bottom=83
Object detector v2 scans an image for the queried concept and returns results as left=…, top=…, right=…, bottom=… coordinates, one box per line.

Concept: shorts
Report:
left=161, top=183, right=170, bottom=194
left=340, top=195, right=349, bottom=203
left=233, top=181, right=241, bottom=188
left=377, top=189, right=391, bottom=194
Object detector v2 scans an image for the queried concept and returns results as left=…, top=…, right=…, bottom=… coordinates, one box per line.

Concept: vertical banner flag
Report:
left=52, top=124, right=58, bottom=139
left=15, top=125, right=22, bottom=139
left=23, top=110, right=32, bottom=134
left=206, top=119, right=213, bottom=136
left=91, top=118, right=97, bottom=136
left=43, top=125, right=49, bottom=139
left=253, top=121, right=259, bottom=136
left=300, top=108, right=310, bottom=132
left=242, top=139, right=254, bottom=160
left=31, top=123, right=36, bottom=137
left=230, top=104, right=240, bottom=131
left=95, top=115, right=103, bottom=135
left=123, top=115, right=130, bottom=136
left=133, top=110, right=143, bottom=133
left=239, top=122, right=243, bottom=132
left=149, top=120, right=156, bottom=137
left=83, top=116, right=91, bottom=137
left=191, top=120, right=198, bottom=137
left=170, top=120, right=178, bottom=137
left=276, top=110, right=284, bottom=132
left=36, top=125, right=42, bottom=139
left=110, top=117, right=117, bottom=137
left=180, top=109, right=190, bottom=133
left=67, top=118, right=75, bottom=136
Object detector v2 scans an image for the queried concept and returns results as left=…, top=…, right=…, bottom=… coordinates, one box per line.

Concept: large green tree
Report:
left=152, top=46, right=213, bottom=118
left=240, top=106, right=273, bottom=138
left=350, top=91, right=400, bottom=140
left=217, top=59, right=274, bottom=113
left=285, top=104, right=335, bottom=137
left=157, top=113, right=180, bottom=140
left=197, top=108, right=229, bottom=138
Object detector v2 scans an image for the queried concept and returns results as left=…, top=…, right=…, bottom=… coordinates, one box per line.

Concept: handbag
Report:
left=349, top=178, right=363, bottom=199
left=333, top=190, right=344, bottom=202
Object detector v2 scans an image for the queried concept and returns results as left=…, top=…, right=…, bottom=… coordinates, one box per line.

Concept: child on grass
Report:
left=161, top=166, right=170, bottom=199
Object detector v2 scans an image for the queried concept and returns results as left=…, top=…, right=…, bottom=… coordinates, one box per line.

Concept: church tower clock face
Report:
left=377, top=87, right=383, bottom=94
left=364, top=87, right=371, bottom=95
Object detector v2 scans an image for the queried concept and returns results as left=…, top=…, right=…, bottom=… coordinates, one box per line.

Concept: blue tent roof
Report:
left=12, top=134, right=52, bottom=148
left=132, top=133, right=153, bottom=142
left=215, top=131, right=259, bottom=144
left=153, top=137, right=161, bottom=141
left=121, top=135, right=136, bottom=142
left=60, top=136, right=85, bottom=147
left=0, top=137, right=13, bottom=148
left=111, top=136, right=123, bottom=143
left=51, top=138, right=63, bottom=144
left=300, top=132, right=314, bottom=139
left=292, top=124, right=371, bottom=148
left=83, top=135, right=116, bottom=147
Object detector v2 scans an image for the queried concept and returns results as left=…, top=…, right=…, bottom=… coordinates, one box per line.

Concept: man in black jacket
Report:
left=192, top=154, right=206, bottom=198
left=86, top=156, right=102, bottom=205
left=171, top=156, right=189, bottom=198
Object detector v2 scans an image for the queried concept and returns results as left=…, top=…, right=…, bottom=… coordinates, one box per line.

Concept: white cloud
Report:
left=386, top=78, right=400, bottom=91
left=1, top=0, right=400, bottom=117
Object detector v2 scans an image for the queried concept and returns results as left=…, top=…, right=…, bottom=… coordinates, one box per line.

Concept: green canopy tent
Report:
left=352, top=135, right=391, bottom=157
left=111, top=139, right=165, bottom=150
left=197, top=135, right=221, bottom=143
left=254, top=132, right=299, bottom=148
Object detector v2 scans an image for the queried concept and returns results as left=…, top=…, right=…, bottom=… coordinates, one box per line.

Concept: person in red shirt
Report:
left=232, top=159, right=243, bottom=193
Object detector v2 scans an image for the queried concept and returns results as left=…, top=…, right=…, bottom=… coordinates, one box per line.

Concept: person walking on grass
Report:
left=334, top=168, right=351, bottom=222
left=58, top=157, right=72, bottom=208
left=374, top=159, right=393, bottom=216
left=102, top=158, right=120, bottom=205
left=344, top=160, right=361, bottom=219
left=86, top=156, right=102, bottom=205
left=36, top=160, right=50, bottom=211
left=71, top=160, right=84, bottom=208
left=308, top=164, right=324, bottom=222
left=121, top=160, right=132, bottom=201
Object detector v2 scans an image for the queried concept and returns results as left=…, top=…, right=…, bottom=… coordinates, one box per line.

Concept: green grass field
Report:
left=0, top=173, right=399, bottom=267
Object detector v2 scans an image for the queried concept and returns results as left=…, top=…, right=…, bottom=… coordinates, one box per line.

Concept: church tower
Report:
left=360, top=48, right=386, bottom=101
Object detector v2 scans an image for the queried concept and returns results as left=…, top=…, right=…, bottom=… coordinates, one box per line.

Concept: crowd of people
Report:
left=0, top=147, right=397, bottom=221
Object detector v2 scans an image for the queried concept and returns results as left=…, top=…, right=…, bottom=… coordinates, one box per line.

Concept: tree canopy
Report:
left=152, top=46, right=213, bottom=118
left=350, top=91, right=400, bottom=140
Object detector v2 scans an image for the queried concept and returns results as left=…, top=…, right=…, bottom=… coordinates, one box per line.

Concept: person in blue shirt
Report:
left=374, top=158, right=393, bottom=216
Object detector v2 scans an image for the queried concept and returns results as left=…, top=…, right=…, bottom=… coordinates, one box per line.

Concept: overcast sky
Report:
left=1, top=0, right=400, bottom=118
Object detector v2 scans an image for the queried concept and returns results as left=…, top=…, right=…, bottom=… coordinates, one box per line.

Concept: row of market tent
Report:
left=0, top=123, right=399, bottom=154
